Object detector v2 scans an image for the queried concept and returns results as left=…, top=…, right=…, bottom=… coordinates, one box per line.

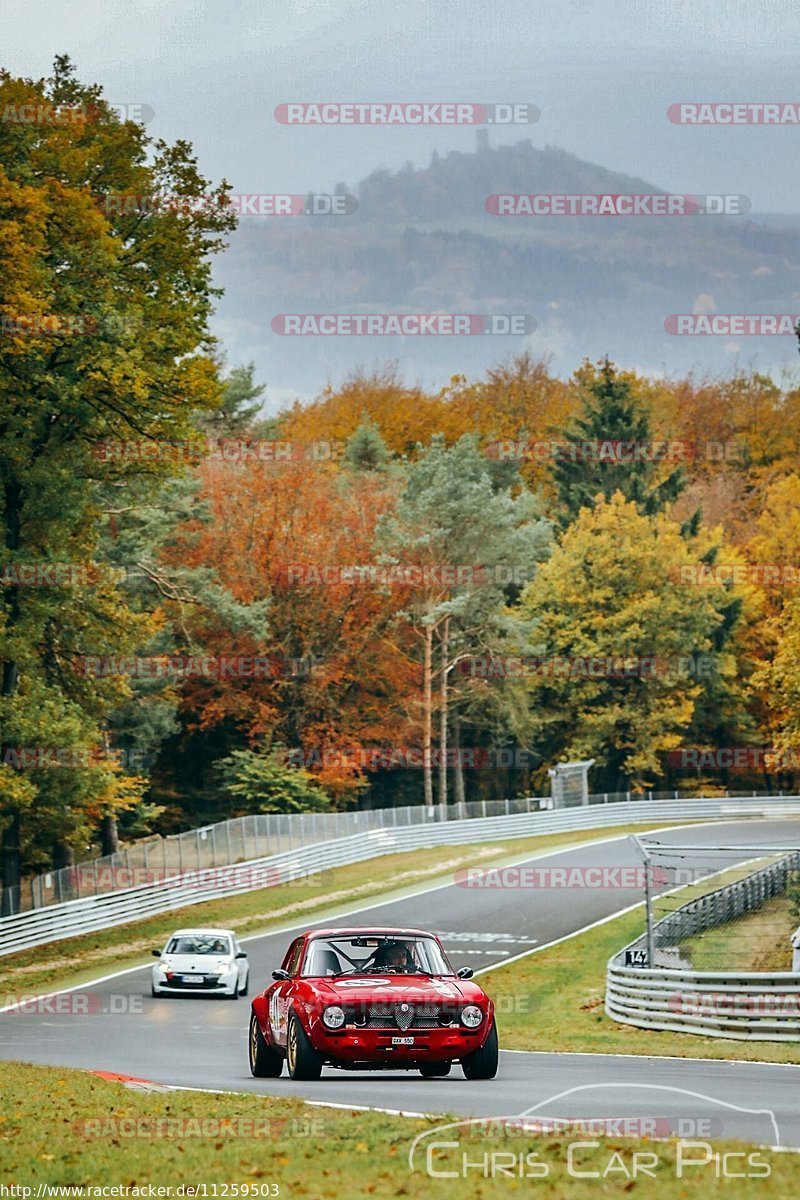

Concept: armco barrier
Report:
left=606, top=849, right=800, bottom=1040
left=2, top=795, right=799, bottom=958
left=606, top=963, right=800, bottom=1041
left=13, top=787, right=789, bottom=914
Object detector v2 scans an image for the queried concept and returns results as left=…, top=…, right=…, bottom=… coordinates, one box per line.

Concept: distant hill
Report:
left=212, top=139, right=800, bottom=399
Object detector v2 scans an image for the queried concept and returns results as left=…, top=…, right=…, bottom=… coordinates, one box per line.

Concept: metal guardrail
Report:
left=6, top=786, right=788, bottom=914
left=2, top=794, right=799, bottom=958
left=606, top=850, right=800, bottom=1040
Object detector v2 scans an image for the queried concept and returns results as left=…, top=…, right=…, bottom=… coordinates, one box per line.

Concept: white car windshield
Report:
left=301, top=935, right=453, bottom=977
left=166, top=935, right=231, bottom=956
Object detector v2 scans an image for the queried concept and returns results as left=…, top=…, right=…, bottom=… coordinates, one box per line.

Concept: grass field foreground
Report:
left=1, top=1061, right=796, bottom=1197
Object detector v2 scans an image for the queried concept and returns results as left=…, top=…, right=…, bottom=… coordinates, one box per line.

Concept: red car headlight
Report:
left=460, top=1005, right=484, bottom=1028
left=322, top=1005, right=346, bottom=1029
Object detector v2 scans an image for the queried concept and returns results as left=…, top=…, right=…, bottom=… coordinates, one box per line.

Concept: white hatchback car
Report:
left=151, top=928, right=249, bottom=999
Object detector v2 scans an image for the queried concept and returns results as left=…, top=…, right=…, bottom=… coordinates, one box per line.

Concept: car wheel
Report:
left=240, top=973, right=249, bottom=998
left=419, top=1061, right=451, bottom=1078
left=151, top=984, right=158, bottom=998
left=461, top=1020, right=499, bottom=1080
left=286, top=1012, right=323, bottom=1081
left=249, top=1011, right=283, bottom=1077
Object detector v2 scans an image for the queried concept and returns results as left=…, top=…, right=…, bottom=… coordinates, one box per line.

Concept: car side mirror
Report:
left=236, top=951, right=248, bottom=959
left=272, top=968, right=290, bottom=981
left=457, top=967, right=474, bottom=979
left=151, top=949, right=162, bottom=958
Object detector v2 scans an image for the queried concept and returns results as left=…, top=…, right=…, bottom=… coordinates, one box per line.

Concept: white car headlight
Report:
left=461, top=1005, right=484, bottom=1028
left=158, top=961, right=170, bottom=973
left=322, top=1005, right=346, bottom=1029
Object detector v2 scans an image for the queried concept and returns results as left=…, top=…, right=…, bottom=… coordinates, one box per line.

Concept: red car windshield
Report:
left=301, top=935, right=453, bottom=977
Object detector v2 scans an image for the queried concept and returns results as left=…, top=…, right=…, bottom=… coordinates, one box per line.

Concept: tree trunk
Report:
left=100, top=813, right=119, bottom=857
left=52, top=839, right=75, bottom=902
left=52, top=840, right=74, bottom=869
left=422, top=625, right=433, bottom=807
left=453, top=716, right=466, bottom=808
left=1, top=480, right=23, bottom=915
left=1, top=810, right=21, bottom=916
left=438, top=617, right=449, bottom=813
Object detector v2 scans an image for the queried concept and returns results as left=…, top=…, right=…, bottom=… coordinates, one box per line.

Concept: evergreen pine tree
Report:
left=552, top=358, right=686, bottom=526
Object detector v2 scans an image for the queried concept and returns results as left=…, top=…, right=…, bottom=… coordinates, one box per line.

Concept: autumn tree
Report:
left=160, top=452, right=416, bottom=814
left=377, top=436, right=550, bottom=808
left=518, top=493, right=740, bottom=789
left=0, top=58, right=234, bottom=907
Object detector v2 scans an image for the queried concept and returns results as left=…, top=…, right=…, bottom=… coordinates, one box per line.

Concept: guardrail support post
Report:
left=631, top=835, right=655, bottom=967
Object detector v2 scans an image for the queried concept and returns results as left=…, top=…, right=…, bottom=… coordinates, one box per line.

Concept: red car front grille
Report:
left=361, top=1002, right=452, bottom=1029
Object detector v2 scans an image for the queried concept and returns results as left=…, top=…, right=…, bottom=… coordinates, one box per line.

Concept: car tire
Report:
left=461, top=1020, right=499, bottom=1080
left=240, top=973, right=249, bottom=998
left=151, top=984, right=158, bottom=998
left=249, top=1011, right=283, bottom=1078
left=419, top=1061, right=451, bottom=1078
left=286, top=1012, right=323, bottom=1081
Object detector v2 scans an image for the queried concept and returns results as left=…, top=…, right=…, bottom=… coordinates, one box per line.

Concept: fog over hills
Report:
left=211, top=138, right=800, bottom=408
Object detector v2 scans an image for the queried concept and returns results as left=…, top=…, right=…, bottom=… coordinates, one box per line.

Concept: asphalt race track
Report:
left=3, top=819, right=800, bottom=1145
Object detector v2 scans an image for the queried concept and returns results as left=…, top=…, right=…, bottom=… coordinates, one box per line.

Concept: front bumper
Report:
left=153, top=969, right=237, bottom=995
left=309, top=1022, right=489, bottom=1064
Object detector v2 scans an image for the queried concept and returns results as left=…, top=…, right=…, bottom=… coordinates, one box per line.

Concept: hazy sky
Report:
left=4, top=1, right=799, bottom=404
left=4, top=0, right=799, bottom=208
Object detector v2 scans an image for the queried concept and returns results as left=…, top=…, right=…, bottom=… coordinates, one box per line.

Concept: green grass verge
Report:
left=679, top=895, right=796, bottom=972
left=1, top=1061, right=796, bottom=1195
left=0, top=822, right=693, bottom=1001
left=480, top=906, right=800, bottom=1065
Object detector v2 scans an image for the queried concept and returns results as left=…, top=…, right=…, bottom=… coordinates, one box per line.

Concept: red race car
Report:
left=248, top=926, right=498, bottom=1081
